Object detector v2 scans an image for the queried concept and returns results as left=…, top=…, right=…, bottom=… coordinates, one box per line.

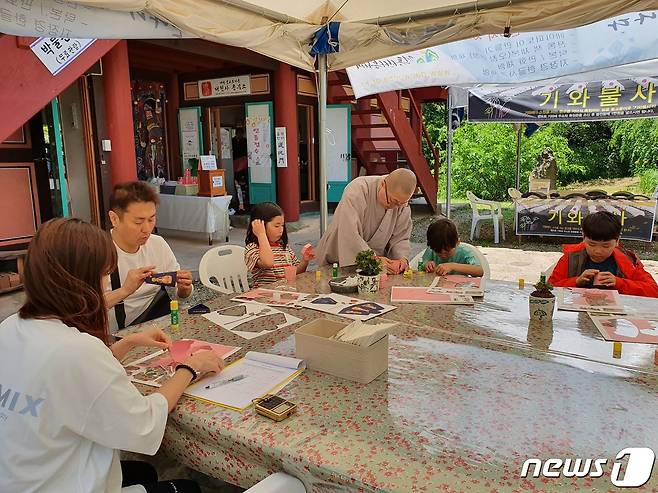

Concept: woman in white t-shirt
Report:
left=0, top=218, right=223, bottom=493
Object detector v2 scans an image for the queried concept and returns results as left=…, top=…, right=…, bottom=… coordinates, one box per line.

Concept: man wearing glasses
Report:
left=316, top=168, right=416, bottom=274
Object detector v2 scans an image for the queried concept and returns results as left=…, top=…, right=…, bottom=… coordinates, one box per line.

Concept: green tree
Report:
left=609, top=119, right=658, bottom=175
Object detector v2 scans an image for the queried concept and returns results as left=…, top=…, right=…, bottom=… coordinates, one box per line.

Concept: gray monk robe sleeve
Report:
left=386, top=205, right=412, bottom=261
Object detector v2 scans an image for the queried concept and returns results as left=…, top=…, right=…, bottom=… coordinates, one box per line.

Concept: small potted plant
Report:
left=355, top=249, right=383, bottom=294
left=529, top=274, right=555, bottom=322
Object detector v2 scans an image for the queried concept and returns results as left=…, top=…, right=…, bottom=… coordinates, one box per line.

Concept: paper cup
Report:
left=284, top=265, right=297, bottom=282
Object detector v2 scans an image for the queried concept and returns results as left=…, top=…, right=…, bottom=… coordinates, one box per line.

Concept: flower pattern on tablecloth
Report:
left=119, top=270, right=658, bottom=492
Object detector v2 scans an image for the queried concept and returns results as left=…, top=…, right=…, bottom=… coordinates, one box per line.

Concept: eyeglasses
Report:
left=383, top=180, right=410, bottom=208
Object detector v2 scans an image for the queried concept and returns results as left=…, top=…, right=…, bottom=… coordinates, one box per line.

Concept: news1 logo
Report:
left=521, top=448, right=655, bottom=487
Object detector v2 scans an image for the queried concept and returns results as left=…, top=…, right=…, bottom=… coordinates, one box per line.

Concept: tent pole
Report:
left=318, top=53, right=328, bottom=235
left=445, top=88, right=453, bottom=219
left=515, top=125, right=522, bottom=190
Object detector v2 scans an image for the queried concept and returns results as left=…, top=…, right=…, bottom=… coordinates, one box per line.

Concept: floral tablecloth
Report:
left=119, top=270, right=658, bottom=492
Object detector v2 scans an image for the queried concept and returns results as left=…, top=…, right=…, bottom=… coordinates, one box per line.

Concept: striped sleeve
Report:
left=244, top=243, right=260, bottom=272
left=287, top=246, right=300, bottom=266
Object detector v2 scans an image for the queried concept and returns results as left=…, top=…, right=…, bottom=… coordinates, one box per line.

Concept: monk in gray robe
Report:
left=316, top=168, right=416, bottom=274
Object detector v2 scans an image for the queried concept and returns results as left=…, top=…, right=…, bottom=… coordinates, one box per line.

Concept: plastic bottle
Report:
left=332, top=263, right=339, bottom=278
left=170, top=299, right=179, bottom=330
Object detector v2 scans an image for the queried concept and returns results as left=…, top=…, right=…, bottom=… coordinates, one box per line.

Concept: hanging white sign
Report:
left=30, top=37, right=94, bottom=76
left=246, top=116, right=271, bottom=168
left=275, top=127, right=288, bottom=168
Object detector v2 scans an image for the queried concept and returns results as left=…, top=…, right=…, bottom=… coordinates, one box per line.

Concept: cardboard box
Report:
left=0, top=274, right=10, bottom=290
left=175, top=183, right=199, bottom=196
left=295, top=319, right=388, bottom=384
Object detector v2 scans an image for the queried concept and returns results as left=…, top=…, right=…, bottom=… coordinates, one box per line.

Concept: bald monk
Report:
left=316, top=168, right=416, bottom=274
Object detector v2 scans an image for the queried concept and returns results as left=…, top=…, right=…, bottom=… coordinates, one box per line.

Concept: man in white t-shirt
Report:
left=105, top=181, right=193, bottom=331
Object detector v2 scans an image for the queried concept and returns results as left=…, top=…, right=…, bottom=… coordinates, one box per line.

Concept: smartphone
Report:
left=254, top=394, right=297, bottom=421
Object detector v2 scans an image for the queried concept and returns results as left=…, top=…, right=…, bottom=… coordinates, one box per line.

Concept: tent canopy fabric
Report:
left=54, top=0, right=658, bottom=71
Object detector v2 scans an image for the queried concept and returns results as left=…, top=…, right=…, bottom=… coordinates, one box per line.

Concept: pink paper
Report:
left=391, top=287, right=473, bottom=304
left=147, top=339, right=239, bottom=369
left=301, top=243, right=312, bottom=256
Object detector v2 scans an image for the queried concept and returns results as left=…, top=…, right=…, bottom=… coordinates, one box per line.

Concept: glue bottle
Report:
left=170, top=299, right=179, bottom=330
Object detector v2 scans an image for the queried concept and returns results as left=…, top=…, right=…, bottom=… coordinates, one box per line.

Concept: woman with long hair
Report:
left=0, top=218, right=223, bottom=493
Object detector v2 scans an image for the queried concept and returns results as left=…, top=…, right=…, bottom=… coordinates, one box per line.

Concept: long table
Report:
left=119, top=270, right=658, bottom=492
left=156, top=194, right=232, bottom=245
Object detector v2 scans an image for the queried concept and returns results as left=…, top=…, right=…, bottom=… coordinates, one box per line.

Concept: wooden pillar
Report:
left=102, top=40, right=137, bottom=184
left=274, top=63, right=300, bottom=221
left=166, top=72, right=181, bottom=179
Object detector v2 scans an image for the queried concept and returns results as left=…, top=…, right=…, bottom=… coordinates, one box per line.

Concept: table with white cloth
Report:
left=156, top=194, right=232, bottom=244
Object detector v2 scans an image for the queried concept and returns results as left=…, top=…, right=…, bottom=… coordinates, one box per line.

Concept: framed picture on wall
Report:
left=0, top=125, right=31, bottom=149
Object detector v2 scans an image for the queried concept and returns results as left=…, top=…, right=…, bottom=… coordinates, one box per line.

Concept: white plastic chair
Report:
left=508, top=187, right=522, bottom=202
left=466, top=191, right=506, bottom=244
left=198, top=245, right=249, bottom=294
left=542, top=260, right=558, bottom=279
left=244, top=472, right=306, bottom=493
left=410, top=242, right=490, bottom=279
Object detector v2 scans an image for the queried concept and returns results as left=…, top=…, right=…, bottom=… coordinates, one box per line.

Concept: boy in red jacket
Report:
left=549, top=211, right=658, bottom=298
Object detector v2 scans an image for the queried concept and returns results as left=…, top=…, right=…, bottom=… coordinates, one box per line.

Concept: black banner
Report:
left=515, top=198, right=657, bottom=241
left=469, top=78, right=658, bottom=122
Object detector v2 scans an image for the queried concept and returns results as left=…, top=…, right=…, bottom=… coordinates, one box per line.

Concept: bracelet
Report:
left=175, top=364, right=197, bottom=381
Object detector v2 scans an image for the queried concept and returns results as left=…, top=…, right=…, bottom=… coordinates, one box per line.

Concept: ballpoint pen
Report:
left=204, top=374, right=246, bottom=389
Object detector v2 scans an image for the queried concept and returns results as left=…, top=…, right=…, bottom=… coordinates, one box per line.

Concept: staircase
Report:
left=327, top=71, right=444, bottom=212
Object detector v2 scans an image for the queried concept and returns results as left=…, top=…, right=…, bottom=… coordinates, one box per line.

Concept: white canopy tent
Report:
left=17, top=0, right=658, bottom=72
left=5, top=0, right=658, bottom=232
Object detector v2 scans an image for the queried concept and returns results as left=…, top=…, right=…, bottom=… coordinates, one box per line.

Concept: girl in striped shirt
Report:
left=244, top=202, right=315, bottom=287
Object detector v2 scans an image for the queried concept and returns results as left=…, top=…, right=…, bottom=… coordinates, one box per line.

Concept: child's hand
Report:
left=424, top=261, right=436, bottom=273
left=595, top=271, right=616, bottom=287
left=576, top=269, right=598, bottom=287
left=435, top=263, right=455, bottom=276
left=301, top=245, right=315, bottom=261
left=251, top=219, right=267, bottom=239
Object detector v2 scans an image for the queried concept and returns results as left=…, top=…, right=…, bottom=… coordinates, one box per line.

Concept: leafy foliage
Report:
left=639, top=169, right=658, bottom=195
left=420, top=100, right=658, bottom=201
left=355, top=249, right=383, bottom=276
left=609, top=119, right=658, bottom=175
left=531, top=276, right=554, bottom=298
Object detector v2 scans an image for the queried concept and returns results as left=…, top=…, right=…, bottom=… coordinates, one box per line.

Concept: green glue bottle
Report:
left=170, top=299, right=179, bottom=330
left=332, top=263, right=339, bottom=278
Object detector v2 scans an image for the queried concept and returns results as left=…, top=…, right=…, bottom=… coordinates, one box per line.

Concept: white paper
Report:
left=199, top=155, right=218, bottom=170
left=427, top=275, right=485, bottom=297
left=212, top=175, right=224, bottom=188
left=299, top=293, right=396, bottom=321
left=185, top=351, right=304, bottom=410
left=203, top=302, right=302, bottom=339
left=181, top=131, right=199, bottom=159
left=246, top=117, right=271, bottom=168
left=275, top=127, right=288, bottom=168
left=556, top=287, right=625, bottom=314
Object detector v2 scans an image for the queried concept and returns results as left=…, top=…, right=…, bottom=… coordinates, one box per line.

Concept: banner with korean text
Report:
left=469, top=77, right=658, bottom=122
left=515, top=198, right=657, bottom=241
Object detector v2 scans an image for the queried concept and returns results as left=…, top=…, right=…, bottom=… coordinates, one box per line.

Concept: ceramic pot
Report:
left=357, top=273, right=380, bottom=293
left=528, top=294, right=556, bottom=322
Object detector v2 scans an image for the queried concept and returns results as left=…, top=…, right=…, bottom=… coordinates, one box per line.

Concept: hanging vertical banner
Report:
left=275, top=127, right=288, bottom=168
left=30, top=38, right=94, bottom=76
left=246, top=116, right=271, bottom=168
